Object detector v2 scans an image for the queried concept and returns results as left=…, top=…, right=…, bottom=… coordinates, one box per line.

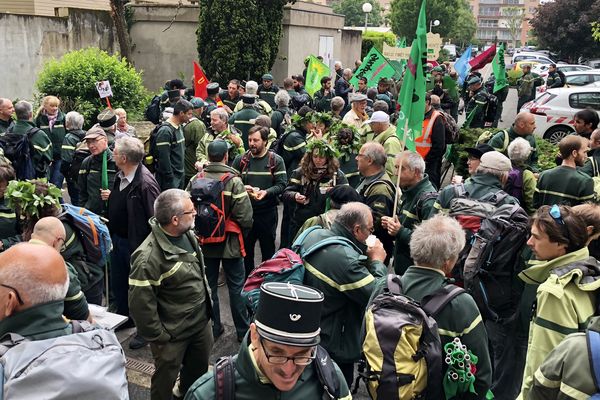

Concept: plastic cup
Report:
left=366, top=235, right=377, bottom=248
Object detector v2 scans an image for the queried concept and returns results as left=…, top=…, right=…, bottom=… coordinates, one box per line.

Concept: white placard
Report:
left=95, top=80, right=113, bottom=98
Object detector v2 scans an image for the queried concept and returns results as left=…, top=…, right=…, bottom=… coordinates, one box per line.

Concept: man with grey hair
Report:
left=507, top=137, right=536, bottom=214
left=383, top=151, right=437, bottom=274
left=108, top=136, right=160, bottom=348
left=0, top=243, right=70, bottom=338
left=61, top=111, right=86, bottom=205
left=335, top=68, right=353, bottom=106
left=430, top=151, right=518, bottom=216
left=356, top=142, right=396, bottom=262
left=234, top=80, right=273, bottom=115
left=271, top=90, right=292, bottom=136
left=331, top=96, right=346, bottom=120
left=370, top=215, right=492, bottom=396
left=195, top=107, right=244, bottom=167
left=295, top=201, right=387, bottom=386
left=5, top=100, right=52, bottom=179
left=0, top=97, right=15, bottom=133
left=129, top=188, right=213, bottom=400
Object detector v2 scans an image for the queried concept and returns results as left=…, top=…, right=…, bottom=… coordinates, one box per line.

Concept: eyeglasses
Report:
left=259, top=337, right=315, bottom=366
left=178, top=210, right=195, bottom=216
left=549, top=204, right=572, bottom=244
left=0, top=283, right=24, bottom=305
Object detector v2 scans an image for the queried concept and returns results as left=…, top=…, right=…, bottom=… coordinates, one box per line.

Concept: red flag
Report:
left=469, top=44, right=497, bottom=71
left=193, top=62, right=208, bottom=99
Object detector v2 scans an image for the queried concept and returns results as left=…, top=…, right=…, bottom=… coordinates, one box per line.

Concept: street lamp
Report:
left=429, top=19, right=440, bottom=32
left=362, top=2, right=372, bottom=31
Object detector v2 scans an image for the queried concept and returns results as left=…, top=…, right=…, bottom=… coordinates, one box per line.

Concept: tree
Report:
left=593, top=21, right=600, bottom=42
left=197, top=0, right=292, bottom=84
left=446, top=4, right=476, bottom=47
left=332, top=0, right=384, bottom=27
left=502, top=7, right=524, bottom=49
left=389, top=0, right=466, bottom=41
left=529, top=0, right=600, bottom=62
left=109, top=0, right=132, bottom=63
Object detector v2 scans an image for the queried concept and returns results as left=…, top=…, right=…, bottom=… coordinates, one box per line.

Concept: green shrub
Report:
left=36, top=48, right=149, bottom=128
left=437, top=48, right=450, bottom=63
left=361, top=31, right=396, bottom=59
left=452, top=128, right=558, bottom=178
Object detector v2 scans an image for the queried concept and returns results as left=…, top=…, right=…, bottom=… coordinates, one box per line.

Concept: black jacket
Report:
left=110, top=164, right=161, bottom=252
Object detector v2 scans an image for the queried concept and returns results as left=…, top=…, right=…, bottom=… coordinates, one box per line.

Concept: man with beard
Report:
left=232, top=126, right=287, bottom=276
left=533, top=135, right=594, bottom=208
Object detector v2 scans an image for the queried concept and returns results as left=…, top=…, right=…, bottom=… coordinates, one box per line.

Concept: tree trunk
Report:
left=110, top=0, right=132, bottom=64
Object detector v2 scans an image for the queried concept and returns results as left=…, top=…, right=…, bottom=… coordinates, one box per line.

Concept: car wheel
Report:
left=543, top=126, right=574, bottom=144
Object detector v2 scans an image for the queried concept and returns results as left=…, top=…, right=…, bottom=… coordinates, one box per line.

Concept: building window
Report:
left=480, top=6, right=500, bottom=16
left=480, top=19, right=499, bottom=27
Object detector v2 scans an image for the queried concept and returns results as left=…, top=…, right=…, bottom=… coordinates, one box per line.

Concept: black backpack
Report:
left=273, top=129, right=302, bottom=157
left=460, top=202, right=529, bottom=323
left=147, top=122, right=176, bottom=170
left=557, top=69, right=567, bottom=88
left=0, top=126, right=38, bottom=180
left=483, top=92, right=498, bottom=124
left=437, top=110, right=459, bottom=144
left=145, top=95, right=162, bottom=124
left=190, top=173, right=236, bottom=245
left=213, top=345, right=342, bottom=400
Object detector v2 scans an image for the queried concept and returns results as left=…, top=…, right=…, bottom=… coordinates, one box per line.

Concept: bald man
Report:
left=0, top=98, right=14, bottom=133
left=30, top=217, right=90, bottom=321
left=487, top=111, right=539, bottom=171
left=0, top=243, right=72, bottom=339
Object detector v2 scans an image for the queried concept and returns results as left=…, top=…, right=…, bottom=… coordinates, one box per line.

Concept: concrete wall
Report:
left=0, top=8, right=118, bottom=100
left=128, top=4, right=199, bottom=92
left=341, top=29, right=363, bottom=70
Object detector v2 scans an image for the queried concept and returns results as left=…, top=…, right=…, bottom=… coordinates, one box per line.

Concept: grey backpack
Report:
left=0, top=322, right=129, bottom=400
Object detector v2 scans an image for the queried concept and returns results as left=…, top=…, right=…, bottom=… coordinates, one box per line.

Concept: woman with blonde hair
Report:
left=282, top=139, right=348, bottom=238
left=35, top=95, right=66, bottom=187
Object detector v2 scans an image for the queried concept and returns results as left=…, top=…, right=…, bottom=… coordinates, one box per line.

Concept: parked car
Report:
left=587, top=59, right=600, bottom=69
left=443, top=44, right=457, bottom=61
left=562, top=70, right=600, bottom=86
left=533, top=64, right=592, bottom=77
left=511, top=52, right=555, bottom=65
left=522, top=86, right=600, bottom=143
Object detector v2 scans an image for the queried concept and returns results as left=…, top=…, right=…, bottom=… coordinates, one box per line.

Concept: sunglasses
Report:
left=549, top=204, right=572, bottom=245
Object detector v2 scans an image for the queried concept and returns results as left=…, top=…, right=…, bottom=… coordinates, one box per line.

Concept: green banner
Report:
left=305, top=55, right=331, bottom=97
left=492, top=43, right=509, bottom=93
left=396, top=0, right=427, bottom=152
left=349, top=46, right=397, bottom=88
left=396, top=37, right=407, bottom=48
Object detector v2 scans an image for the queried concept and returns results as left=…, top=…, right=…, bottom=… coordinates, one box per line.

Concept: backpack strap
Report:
left=300, top=236, right=359, bottom=260
left=589, top=330, right=600, bottom=392
left=239, top=151, right=251, bottom=175
left=385, top=274, right=403, bottom=296
left=480, top=189, right=509, bottom=206
left=593, top=157, right=599, bottom=177
left=363, top=179, right=396, bottom=198
left=415, top=191, right=439, bottom=221
left=421, top=284, right=466, bottom=318
left=314, top=345, right=342, bottom=400
left=291, top=225, right=323, bottom=253
left=453, top=183, right=467, bottom=199
left=213, top=356, right=235, bottom=400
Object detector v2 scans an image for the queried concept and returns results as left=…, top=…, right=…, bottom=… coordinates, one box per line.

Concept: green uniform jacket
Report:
left=35, top=111, right=66, bottom=160
left=546, top=71, right=563, bottom=89
left=0, top=118, right=14, bottom=134
left=430, top=173, right=518, bottom=216
left=0, top=197, right=21, bottom=250
left=580, top=149, right=600, bottom=177
left=9, top=120, right=53, bottom=178
left=77, top=149, right=117, bottom=217
left=0, top=300, right=72, bottom=340
left=61, top=129, right=86, bottom=165
left=184, top=335, right=352, bottom=400
left=282, top=168, right=348, bottom=236
left=300, top=223, right=387, bottom=363
left=233, top=99, right=273, bottom=116
left=280, top=128, right=308, bottom=178
left=195, top=126, right=244, bottom=167
left=393, top=175, right=437, bottom=274
left=231, top=150, right=288, bottom=213
left=529, top=316, right=600, bottom=400
left=129, top=218, right=212, bottom=343
left=518, top=247, right=599, bottom=399
left=257, top=84, right=280, bottom=109
left=533, top=166, right=594, bottom=209
left=294, top=209, right=340, bottom=240
left=62, top=222, right=104, bottom=291
left=369, top=267, right=493, bottom=398
left=337, top=151, right=360, bottom=188
left=189, top=163, right=253, bottom=259
left=229, top=107, right=261, bottom=149
left=487, top=127, right=539, bottom=171
left=154, top=121, right=185, bottom=190
left=183, top=117, right=207, bottom=181
left=465, top=87, right=492, bottom=129
left=313, top=88, right=335, bottom=112
left=371, top=125, right=403, bottom=181
left=220, top=91, right=240, bottom=112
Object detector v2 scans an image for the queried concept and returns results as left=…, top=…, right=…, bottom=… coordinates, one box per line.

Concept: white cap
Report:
left=365, top=111, right=390, bottom=124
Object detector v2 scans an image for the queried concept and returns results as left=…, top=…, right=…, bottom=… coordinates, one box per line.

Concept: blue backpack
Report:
left=59, top=204, right=112, bottom=266
left=588, top=330, right=600, bottom=398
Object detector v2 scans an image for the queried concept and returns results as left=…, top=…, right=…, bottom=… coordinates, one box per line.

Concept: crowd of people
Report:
left=0, top=56, right=600, bottom=400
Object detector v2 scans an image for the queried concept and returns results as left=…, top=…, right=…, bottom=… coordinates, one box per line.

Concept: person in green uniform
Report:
left=0, top=98, right=14, bottom=133
left=184, top=282, right=352, bottom=400
left=77, top=126, right=116, bottom=217
left=232, top=126, right=287, bottom=275
left=533, top=135, right=594, bottom=208
left=153, top=99, right=192, bottom=191
left=0, top=243, right=73, bottom=340
left=313, top=76, right=335, bottom=112
left=129, top=189, right=213, bottom=400
left=220, top=79, right=241, bottom=114
left=183, top=98, right=208, bottom=186
left=257, top=73, right=280, bottom=109
left=0, top=163, right=21, bottom=252
left=195, top=108, right=244, bottom=167
left=229, top=94, right=262, bottom=149
left=331, top=124, right=361, bottom=188
left=516, top=64, right=542, bottom=113
left=464, top=76, right=495, bottom=129
left=487, top=111, right=539, bottom=171
left=35, top=95, right=66, bottom=187
left=271, top=90, right=292, bottom=137
left=61, top=111, right=87, bottom=205
left=364, top=111, right=402, bottom=181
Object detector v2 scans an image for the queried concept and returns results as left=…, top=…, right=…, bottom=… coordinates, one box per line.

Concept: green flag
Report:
left=305, top=55, right=331, bottom=97
left=492, top=43, right=509, bottom=93
left=396, top=0, right=427, bottom=151
left=396, top=37, right=407, bottom=48
left=349, top=46, right=397, bottom=88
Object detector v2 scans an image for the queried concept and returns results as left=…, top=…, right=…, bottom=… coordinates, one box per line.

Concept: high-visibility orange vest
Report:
left=415, top=110, right=440, bottom=158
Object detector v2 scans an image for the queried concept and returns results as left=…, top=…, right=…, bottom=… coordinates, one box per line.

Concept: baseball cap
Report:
left=207, top=139, right=229, bottom=159
left=467, top=76, right=482, bottom=85
left=479, top=151, right=512, bottom=172
left=254, top=282, right=324, bottom=347
left=365, top=111, right=390, bottom=124
left=190, top=97, right=207, bottom=109
left=84, top=125, right=107, bottom=140
left=464, top=143, right=495, bottom=159
left=262, top=73, right=274, bottom=81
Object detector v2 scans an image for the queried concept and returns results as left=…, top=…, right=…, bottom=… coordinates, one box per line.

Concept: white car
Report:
left=563, top=70, right=600, bottom=86
left=522, top=87, right=600, bottom=144
left=511, top=52, right=555, bottom=65
left=532, top=64, right=592, bottom=77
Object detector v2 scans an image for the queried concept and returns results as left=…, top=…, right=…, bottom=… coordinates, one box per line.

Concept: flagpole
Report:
left=392, top=119, right=408, bottom=218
